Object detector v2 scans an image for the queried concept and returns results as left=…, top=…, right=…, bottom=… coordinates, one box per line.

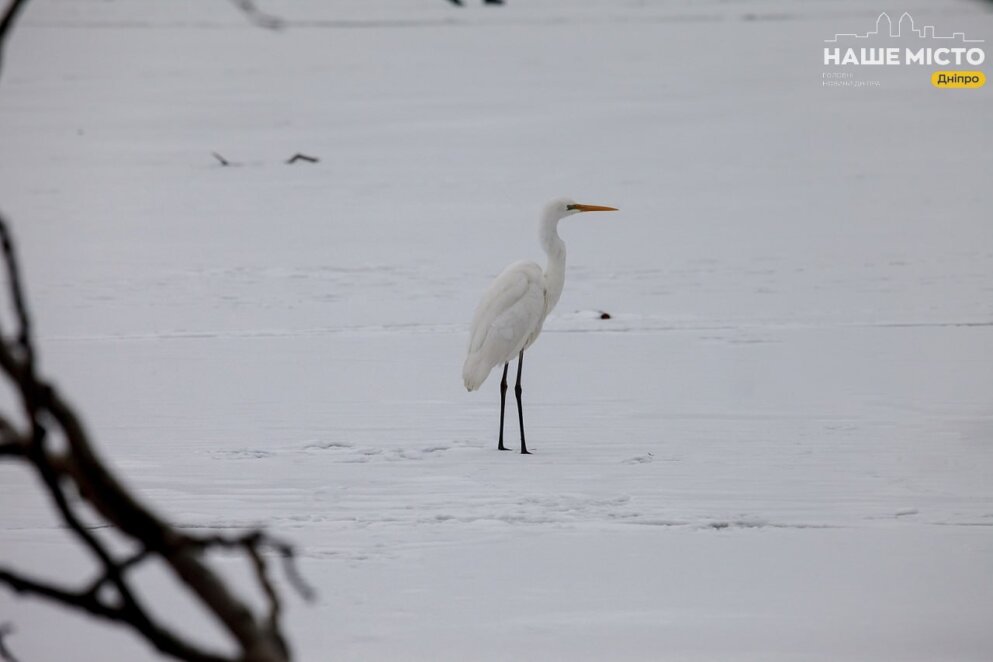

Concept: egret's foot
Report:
left=520, top=449, right=532, bottom=455
left=498, top=446, right=512, bottom=451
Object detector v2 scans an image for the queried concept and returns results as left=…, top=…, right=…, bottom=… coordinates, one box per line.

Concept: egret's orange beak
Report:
left=568, top=204, right=618, bottom=212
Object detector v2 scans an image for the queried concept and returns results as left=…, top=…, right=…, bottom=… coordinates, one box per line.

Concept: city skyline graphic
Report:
left=824, top=12, right=985, bottom=44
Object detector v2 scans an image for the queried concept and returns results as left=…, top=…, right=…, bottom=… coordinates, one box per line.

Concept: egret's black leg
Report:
left=515, top=351, right=530, bottom=454
left=498, top=363, right=510, bottom=451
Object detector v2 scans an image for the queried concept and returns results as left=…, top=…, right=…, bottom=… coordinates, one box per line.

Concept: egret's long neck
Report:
left=540, top=211, right=567, bottom=315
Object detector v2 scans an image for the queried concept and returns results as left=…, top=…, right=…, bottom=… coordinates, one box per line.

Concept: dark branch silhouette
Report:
left=0, top=216, right=313, bottom=662
left=0, top=0, right=30, bottom=81
left=0, top=622, right=18, bottom=662
left=286, top=153, right=319, bottom=165
left=228, top=0, right=284, bottom=30
left=0, top=1, right=325, bottom=659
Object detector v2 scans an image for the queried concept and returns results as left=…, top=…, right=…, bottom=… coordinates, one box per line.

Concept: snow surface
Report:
left=1, top=0, right=992, bottom=660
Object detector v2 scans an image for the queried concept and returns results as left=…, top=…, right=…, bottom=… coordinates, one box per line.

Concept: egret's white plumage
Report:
left=462, top=259, right=546, bottom=391
left=462, top=198, right=617, bottom=393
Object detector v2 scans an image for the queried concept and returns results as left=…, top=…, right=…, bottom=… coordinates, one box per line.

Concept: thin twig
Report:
left=276, top=544, right=315, bottom=604
left=191, top=531, right=316, bottom=603
left=0, top=568, right=123, bottom=620
left=81, top=547, right=151, bottom=599
left=0, top=567, right=231, bottom=662
left=229, top=0, right=284, bottom=30
left=0, top=0, right=30, bottom=82
left=0, top=213, right=301, bottom=661
left=0, top=219, right=34, bottom=368
left=286, top=153, right=319, bottom=165
left=0, top=622, right=18, bottom=662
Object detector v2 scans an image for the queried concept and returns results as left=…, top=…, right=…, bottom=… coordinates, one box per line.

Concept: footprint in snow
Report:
left=302, top=441, right=354, bottom=451
left=209, top=449, right=275, bottom=460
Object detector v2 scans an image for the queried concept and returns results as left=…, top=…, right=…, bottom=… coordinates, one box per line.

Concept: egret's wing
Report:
left=463, top=261, right=545, bottom=390
left=467, top=261, right=543, bottom=355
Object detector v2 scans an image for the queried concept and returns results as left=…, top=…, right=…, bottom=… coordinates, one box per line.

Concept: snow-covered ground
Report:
left=1, top=0, right=992, bottom=660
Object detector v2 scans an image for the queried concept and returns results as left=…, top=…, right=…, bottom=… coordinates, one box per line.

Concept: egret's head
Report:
left=546, top=197, right=619, bottom=221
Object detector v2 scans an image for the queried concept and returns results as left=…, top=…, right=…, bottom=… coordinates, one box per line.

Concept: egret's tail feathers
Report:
left=462, top=355, right=492, bottom=392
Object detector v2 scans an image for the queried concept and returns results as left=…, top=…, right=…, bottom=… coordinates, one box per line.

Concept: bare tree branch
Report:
left=0, top=622, right=18, bottom=662
left=0, top=3, right=315, bottom=658
left=81, top=547, right=151, bottom=599
left=0, top=413, right=24, bottom=442
left=190, top=531, right=316, bottom=604
left=0, top=217, right=33, bottom=366
left=0, top=0, right=30, bottom=82
left=0, top=566, right=231, bottom=662
left=0, top=438, right=25, bottom=457
left=0, top=567, right=125, bottom=621
left=0, top=210, right=309, bottom=661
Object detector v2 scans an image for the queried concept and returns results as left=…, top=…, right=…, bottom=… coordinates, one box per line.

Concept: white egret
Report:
left=462, top=197, right=618, bottom=454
